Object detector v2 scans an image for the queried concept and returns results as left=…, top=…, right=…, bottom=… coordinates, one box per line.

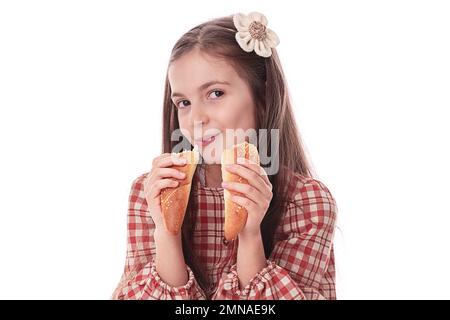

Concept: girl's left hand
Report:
left=222, top=158, right=273, bottom=238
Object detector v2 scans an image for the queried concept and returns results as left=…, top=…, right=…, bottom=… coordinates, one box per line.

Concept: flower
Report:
left=233, top=12, right=280, bottom=58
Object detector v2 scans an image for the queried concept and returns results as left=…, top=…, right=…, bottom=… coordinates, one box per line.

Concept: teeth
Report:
left=196, top=135, right=216, bottom=144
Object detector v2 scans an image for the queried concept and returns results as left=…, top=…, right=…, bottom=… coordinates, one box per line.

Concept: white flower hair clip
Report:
left=233, top=12, right=280, bottom=58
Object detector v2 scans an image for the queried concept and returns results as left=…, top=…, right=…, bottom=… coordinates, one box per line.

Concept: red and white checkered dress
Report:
left=112, top=165, right=337, bottom=300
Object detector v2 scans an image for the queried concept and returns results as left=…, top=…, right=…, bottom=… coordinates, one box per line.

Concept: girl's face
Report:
left=168, top=48, right=256, bottom=164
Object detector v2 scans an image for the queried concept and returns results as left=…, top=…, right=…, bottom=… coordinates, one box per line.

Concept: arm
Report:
left=213, top=178, right=337, bottom=300
left=154, top=229, right=188, bottom=287
left=236, top=231, right=267, bottom=289
left=112, top=173, right=206, bottom=300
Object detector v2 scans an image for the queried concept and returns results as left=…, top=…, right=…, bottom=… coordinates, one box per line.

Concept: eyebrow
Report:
left=171, top=80, right=231, bottom=99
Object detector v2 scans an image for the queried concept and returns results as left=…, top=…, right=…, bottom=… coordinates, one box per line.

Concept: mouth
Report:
left=195, top=134, right=218, bottom=147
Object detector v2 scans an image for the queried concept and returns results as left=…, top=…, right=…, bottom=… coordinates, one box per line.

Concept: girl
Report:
left=112, top=12, right=338, bottom=300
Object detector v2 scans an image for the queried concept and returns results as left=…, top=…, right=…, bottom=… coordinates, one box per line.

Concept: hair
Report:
left=161, top=15, right=315, bottom=297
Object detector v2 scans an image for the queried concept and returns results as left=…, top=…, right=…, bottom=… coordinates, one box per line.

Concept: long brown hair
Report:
left=161, top=15, right=315, bottom=296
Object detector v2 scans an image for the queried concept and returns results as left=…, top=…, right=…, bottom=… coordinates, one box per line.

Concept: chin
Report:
left=198, top=144, right=223, bottom=165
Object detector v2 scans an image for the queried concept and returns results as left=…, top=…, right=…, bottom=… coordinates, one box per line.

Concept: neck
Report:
left=204, top=164, right=223, bottom=188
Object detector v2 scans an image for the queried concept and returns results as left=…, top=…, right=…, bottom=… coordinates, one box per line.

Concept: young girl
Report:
left=112, top=12, right=338, bottom=300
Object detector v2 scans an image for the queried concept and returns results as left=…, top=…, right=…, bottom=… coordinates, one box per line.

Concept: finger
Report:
left=225, top=164, right=268, bottom=195
left=154, top=168, right=186, bottom=180
left=229, top=195, right=258, bottom=213
left=154, top=154, right=187, bottom=168
left=147, top=178, right=179, bottom=200
left=152, top=153, right=172, bottom=166
left=222, top=181, right=266, bottom=205
left=236, top=158, right=272, bottom=188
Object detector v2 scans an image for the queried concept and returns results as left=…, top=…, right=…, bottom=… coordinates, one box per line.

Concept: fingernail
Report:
left=237, top=158, right=245, bottom=164
left=179, top=171, right=186, bottom=177
left=221, top=182, right=228, bottom=187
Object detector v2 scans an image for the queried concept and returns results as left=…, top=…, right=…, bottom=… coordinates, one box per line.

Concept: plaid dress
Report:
left=112, top=163, right=337, bottom=300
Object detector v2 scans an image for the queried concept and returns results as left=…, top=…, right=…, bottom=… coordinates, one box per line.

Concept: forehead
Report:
left=168, top=49, right=239, bottom=90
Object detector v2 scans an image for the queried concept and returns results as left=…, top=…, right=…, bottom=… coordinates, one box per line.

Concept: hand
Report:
left=143, top=153, right=187, bottom=233
left=221, top=158, right=273, bottom=238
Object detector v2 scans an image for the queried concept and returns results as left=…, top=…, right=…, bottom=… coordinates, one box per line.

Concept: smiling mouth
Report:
left=195, top=134, right=218, bottom=147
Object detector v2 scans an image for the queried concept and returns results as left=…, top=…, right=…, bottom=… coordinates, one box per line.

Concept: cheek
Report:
left=177, top=114, right=188, bottom=129
left=220, top=100, right=255, bottom=129
left=177, top=114, right=193, bottom=142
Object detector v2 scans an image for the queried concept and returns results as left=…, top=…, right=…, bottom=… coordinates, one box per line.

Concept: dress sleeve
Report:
left=111, top=174, right=207, bottom=300
left=212, top=178, right=337, bottom=300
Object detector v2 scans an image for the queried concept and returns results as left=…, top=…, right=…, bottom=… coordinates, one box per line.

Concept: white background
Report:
left=1, top=0, right=449, bottom=299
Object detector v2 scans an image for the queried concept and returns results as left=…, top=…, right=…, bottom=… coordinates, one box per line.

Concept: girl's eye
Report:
left=208, top=90, right=224, bottom=99
left=176, top=100, right=190, bottom=109
left=174, top=90, right=224, bottom=109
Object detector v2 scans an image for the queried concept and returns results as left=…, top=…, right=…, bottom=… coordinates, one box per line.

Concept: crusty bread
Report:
left=160, top=146, right=200, bottom=235
left=221, top=142, right=260, bottom=241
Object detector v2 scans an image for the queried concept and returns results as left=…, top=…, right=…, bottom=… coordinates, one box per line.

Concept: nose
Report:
left=190, top=105, right=209, bottom=130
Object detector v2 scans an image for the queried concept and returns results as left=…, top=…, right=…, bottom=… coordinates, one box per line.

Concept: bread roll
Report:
left=221, top=142, right=260, bottom=241
left=160, top=146, right=200, bottom=235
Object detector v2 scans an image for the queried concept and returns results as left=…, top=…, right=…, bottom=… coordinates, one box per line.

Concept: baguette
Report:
left=160, top=146, right=200, bottom=235
left=221, top=141, right=260, bottom=241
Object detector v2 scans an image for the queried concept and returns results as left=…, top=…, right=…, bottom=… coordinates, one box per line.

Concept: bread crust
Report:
left=221, top=142, right=260, bottom=241
left=160, top=147, right=199, bottom=235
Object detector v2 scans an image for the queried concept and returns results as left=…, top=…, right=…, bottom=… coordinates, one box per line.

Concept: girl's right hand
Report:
left=143, top=153, right=187, bottom=232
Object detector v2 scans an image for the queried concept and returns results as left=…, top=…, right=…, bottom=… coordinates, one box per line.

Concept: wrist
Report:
left=154, top=227, right=182, bottom=244
left=236, top=229, right=267, bottom=289
left=238, top=229, right=262, bottom=244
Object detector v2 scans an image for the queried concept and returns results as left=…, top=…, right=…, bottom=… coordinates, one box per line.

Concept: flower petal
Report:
left=248, top=12, right=268, bottom=26
left=237, top=30, right=250, bottom=38
left=235, top=32, right=255, bottom=52
left=233, top=13, right=251, bottom=32
left=265, top=28, right=280, bottom=48
left=247, top=37, right=256, bottom=51
left=254, top=40, right=272, bottom=58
